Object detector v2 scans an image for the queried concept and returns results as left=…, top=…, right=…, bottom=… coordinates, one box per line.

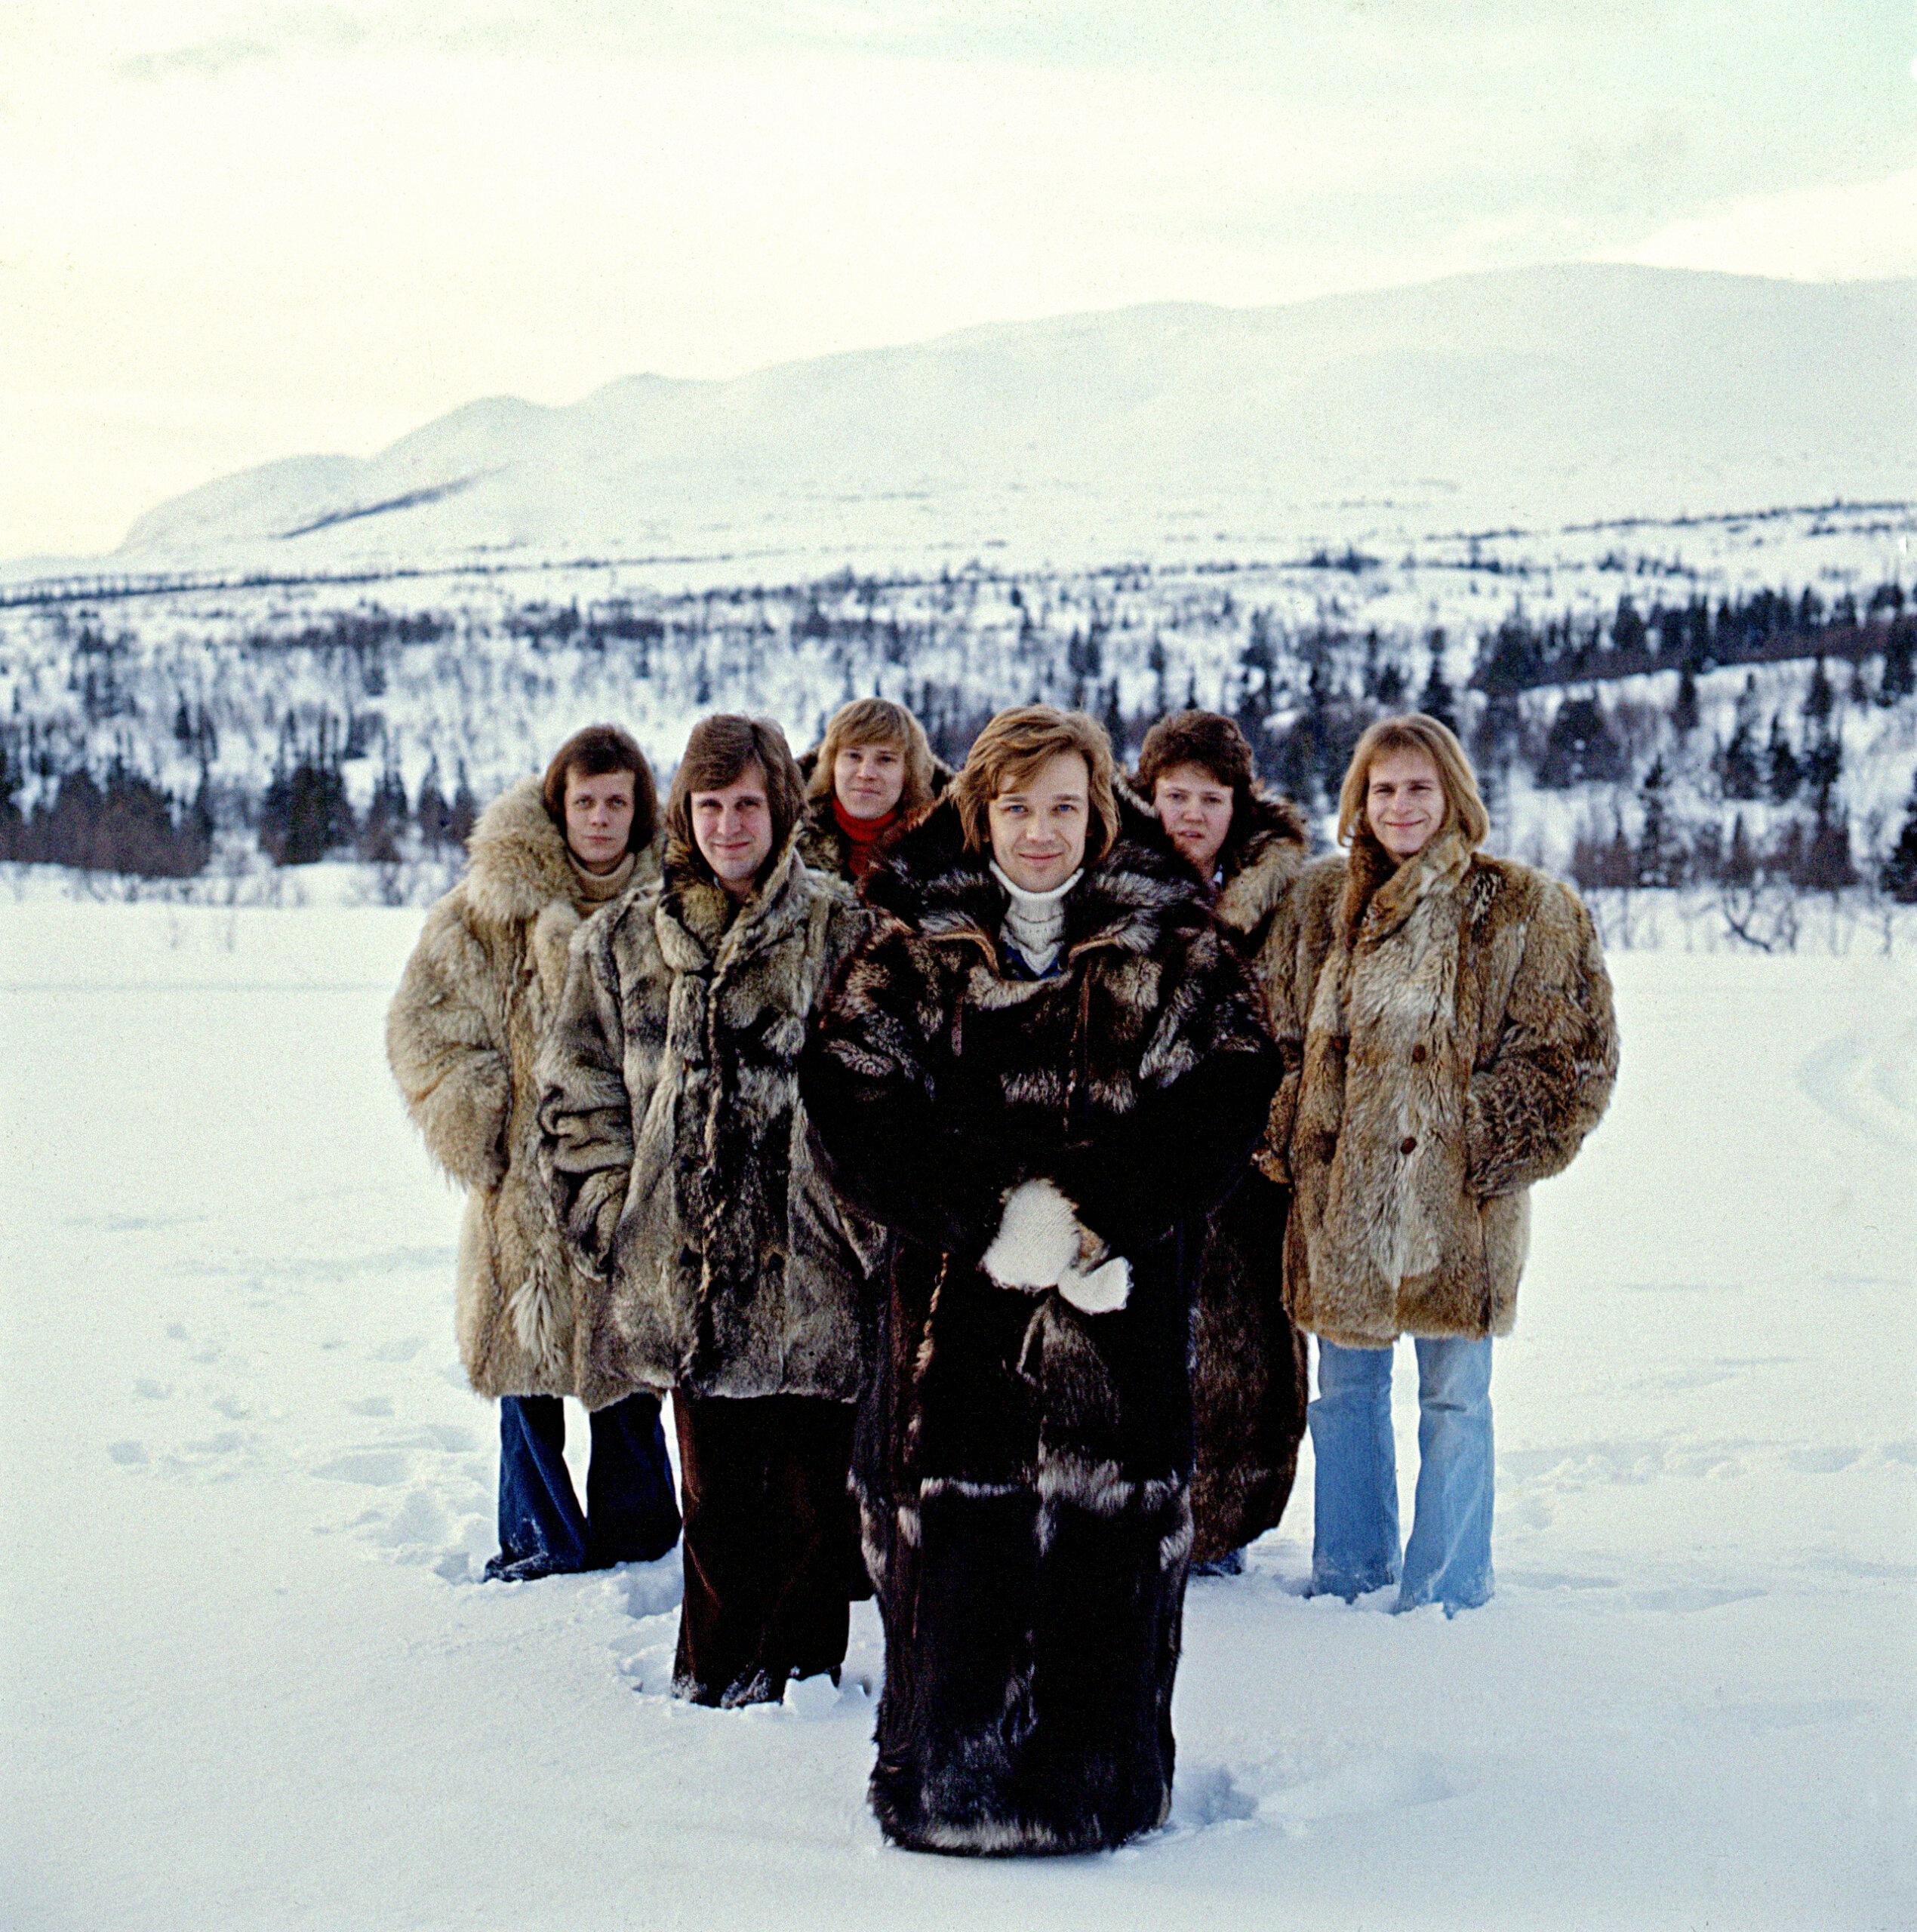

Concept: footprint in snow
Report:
left=367, top=1487, right=456, bottom=1563
left=1629, top=1584, right=1763, bottom=1614
left=619, top=1555, right=685, bottom=1621
left=1167, top=1763, right=1259, bottom=1832
left=312, top=1448, right=412, bottom=1487
left=108, top=1439, right=149, bottom=1466
left=1257, top=1751, right=1454, bottom=1833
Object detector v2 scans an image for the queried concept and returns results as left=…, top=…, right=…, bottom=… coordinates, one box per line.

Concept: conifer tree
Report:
left=446, top=764, right=480, bottom=849
left=1766, top=716, right=1801, bottom=803
left=415, top=758, right=450, bottom=848
left=1718, top=721, right=1762, bottom=801
left=1881, top=773, right=1917, bottom=903
left=1803, top=656, right=1834, bottom=724
left=1879, top=618, right=1915, bottom=704
left=1672, top=664, right=1700, bottom=737
left=1419, top=638, right=1457, bottom=733
left=1722, top=813, right=1757, bottom=886
left=1634, top=756, right=1684, bottom=888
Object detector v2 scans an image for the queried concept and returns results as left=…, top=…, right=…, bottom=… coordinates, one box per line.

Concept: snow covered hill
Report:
left=97, top=266, right=1917, bottom=581
left=2, top=906, right=1912, bottom=1928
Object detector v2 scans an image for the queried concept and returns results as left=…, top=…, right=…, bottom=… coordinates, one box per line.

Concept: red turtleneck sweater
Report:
left=832, top=795, right=901, bottom=879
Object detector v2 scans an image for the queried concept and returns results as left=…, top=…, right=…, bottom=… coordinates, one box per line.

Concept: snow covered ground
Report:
left=2, top=903, right=1913, bottom=1931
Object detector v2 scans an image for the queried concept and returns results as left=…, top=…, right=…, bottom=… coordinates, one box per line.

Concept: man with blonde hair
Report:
left=804, top=705, right=1278, bottom=1852
left=1263, top=712, right=1617, bottom=1614
left=797, top=697, right=943, bottom=882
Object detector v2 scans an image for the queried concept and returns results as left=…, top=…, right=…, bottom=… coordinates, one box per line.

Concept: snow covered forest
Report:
left=5, top=497, right=1917, bottom=949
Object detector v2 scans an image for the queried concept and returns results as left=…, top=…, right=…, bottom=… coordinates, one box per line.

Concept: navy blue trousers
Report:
left=492, top=1392, right=681, bottom=1578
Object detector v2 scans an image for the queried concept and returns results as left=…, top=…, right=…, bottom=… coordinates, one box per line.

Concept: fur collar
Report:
left=1120, top=777, right=1311, bottom=941
left=1339, top=827, right=1474, bottom=945
left=1210, top=792, right=1312, bottom=937
left=654, top=838, right=823, bottom=972
left=463, top=777, right=588, bottom=927
left=865, top=793, right=1207, bottom=969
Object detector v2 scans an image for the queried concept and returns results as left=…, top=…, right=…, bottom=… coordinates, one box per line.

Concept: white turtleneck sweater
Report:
left=990, top=861, right=1083, bottom=977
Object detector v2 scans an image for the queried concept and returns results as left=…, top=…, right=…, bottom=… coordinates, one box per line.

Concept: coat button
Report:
left=1400, top=1136, right=1417, bottom=1155
left=1411, top=1044, right=1427, bottom=1063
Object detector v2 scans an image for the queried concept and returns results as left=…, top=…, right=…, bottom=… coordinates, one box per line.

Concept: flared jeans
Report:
left=492, top=1391, right=681, bottom=1580
left=1309, top=1335, right=1494, bottom=1613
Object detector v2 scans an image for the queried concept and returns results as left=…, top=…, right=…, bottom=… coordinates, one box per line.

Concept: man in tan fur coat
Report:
left=387, top=726, right=679, bottom=1583
left=1262, top=713, right=1617, bottom=1614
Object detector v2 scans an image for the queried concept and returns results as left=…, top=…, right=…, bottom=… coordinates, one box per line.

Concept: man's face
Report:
left=1153, top=761, right=1234, bottom=878
left=691, top=765, right=774, bottom=893
left=988, top=752, right=1091, bottom=894
left=1365, top=746, right=1446, bottom=861
left=564, top=768, right=636, bottom=874
left=834, top=740, right=906, bottom=820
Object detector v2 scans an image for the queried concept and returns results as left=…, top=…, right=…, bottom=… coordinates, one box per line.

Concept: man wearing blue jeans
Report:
left=1309, top=1337, right=1494, bottom=1614
left=487, top=1391, right=681, bottom=1583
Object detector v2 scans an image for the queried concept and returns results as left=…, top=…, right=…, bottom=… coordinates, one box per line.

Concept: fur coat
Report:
left=537, top=843, right=878, bottom=1411
left=1264, top=828, right=1619, bottom=1347
left=801, top=798, right=1280, bottom=1855
left=386, top=779, right=660, bottom=1398
left=1184, top=789, right=1313, bottom=1564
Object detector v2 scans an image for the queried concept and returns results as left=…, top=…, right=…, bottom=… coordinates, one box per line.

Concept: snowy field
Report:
left=2, top=903, right=1913, bottom=1932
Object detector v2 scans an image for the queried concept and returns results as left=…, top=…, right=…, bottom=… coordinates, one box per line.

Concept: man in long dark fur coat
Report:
left=1134, top=712, right=1314, bottom=1572
left=802, top=706, right=1279, bottom=1856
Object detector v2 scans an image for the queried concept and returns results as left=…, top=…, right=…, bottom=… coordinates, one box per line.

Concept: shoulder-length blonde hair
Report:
left=951, top=706, right=1119, bottom=863
left=805, top=697, right=937, bottom=816
left=1336, top=713, right=1490, bottom=851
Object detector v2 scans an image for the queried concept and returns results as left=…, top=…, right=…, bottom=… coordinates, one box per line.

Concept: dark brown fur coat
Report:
left=386, top=779, right=660, bottom=1398
left=537, top=843, right=878, bottom=1410
left=1185, top=789, right=1313, bottom=1563
left=1264, top=829, right=1619, bottom=1346
left=802, top=798, right=1279, bottom=1854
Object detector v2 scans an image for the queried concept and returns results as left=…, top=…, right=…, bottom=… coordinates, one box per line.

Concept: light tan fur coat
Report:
left=386, top=778, right=660, bottom=1397
left=537, top=843, right=878, bottom=1411
left=1263, top=828, right=1617, bottom=1346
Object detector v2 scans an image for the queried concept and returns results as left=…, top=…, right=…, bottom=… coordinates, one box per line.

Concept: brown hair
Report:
left=951, top=706, right=1119, bottom=864
left=663, top=715, right=806, bottom=881
left=1336, top=713, right=1490, bottom=851
left=805, top=698, right=938, bottom=817
left=541, top=724, right=657, bottom=853
left=1137, top=710, right=1257, bottom=815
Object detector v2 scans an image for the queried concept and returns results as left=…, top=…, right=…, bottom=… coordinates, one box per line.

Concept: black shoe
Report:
left=583, top=1524, right=682, bottom=1569
left=1192, top=1546, right=1247, bottom=1578
left=482, top=1551, right=577, bottom=1583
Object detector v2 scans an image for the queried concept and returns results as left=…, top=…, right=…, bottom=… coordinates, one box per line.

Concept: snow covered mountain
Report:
left=109, top=266, right=1917, bottom=580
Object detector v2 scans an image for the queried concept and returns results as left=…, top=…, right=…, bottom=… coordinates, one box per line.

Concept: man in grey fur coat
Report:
left=539, top=715, right=878, bottom=1707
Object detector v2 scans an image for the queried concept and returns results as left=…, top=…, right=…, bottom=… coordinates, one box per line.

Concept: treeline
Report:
left=1472, top=580, right=1915, bottom=693
left=0, top=723, right=479, bottom=878
left=0, top=743, right=211, bottom=877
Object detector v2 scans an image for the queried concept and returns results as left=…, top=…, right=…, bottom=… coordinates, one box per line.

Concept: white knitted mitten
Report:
left=981, top=1178, right=1080, bottom=1291
left=1057, top=1253, right=1131, bottom=1315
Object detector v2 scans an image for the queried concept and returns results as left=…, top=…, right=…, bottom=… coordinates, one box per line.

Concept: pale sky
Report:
left=3, top=2, right=1912, bottom=560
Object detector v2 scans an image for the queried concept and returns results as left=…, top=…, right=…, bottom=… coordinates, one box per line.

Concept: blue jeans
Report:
left=493, top=1392, right=681, bottom=1577
left=1309, top=1337, right=1494, bottom=1614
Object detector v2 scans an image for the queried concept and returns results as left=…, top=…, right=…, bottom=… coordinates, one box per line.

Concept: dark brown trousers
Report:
left=671, top=1392, right=858, bottom=1707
